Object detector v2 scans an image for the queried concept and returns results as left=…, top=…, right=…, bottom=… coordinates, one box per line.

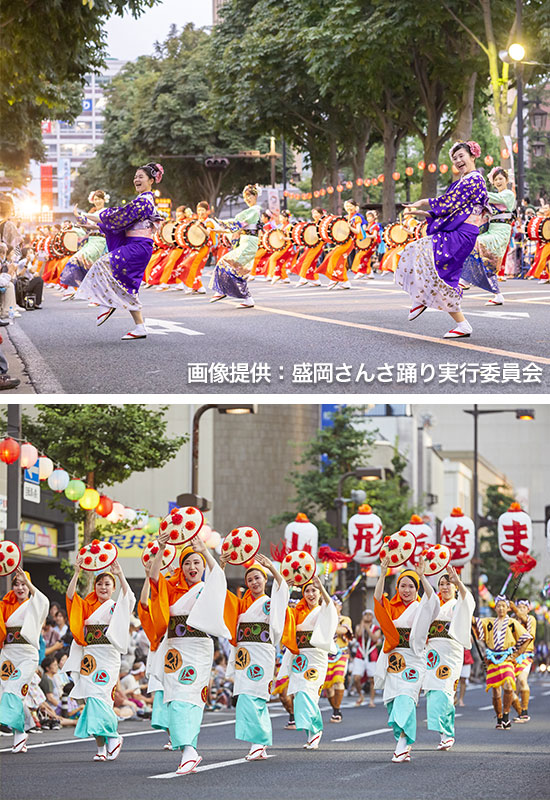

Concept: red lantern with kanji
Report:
left=498, top=502, right=532, bottom=563
left=348, top=504, right=383, bottom=565
left=405, top=166, right=414, bottom=177
left=96, top=495, right=114, bottom=518
left=484, top=155, right=494, bottom=166
left=428, top=163, right=437, bottom=173
left=0, top=438, right=20, bottom=465
left=284, top=513, right=318, bottom=560
left=401, top=514, right=435, bottom=565
left=392, top=172, right=400, bottom=181
left=440, top=507, right=475, bottom=567
left=440, top=164, right=449, bottom=173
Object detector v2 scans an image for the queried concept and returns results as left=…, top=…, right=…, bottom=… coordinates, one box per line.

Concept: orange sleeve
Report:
left=137, top=601, right=160, bottom=651
left=280, top=606, right=298, bottom=655
left=149, top=575, right=171, bottom=641
left=0, top=599, right=7, bottom=647
left=374, top=596, right=400, bottom=653
left=66, top=594, right=88, bottom=647
left=223, top=590, right=242, bottom=646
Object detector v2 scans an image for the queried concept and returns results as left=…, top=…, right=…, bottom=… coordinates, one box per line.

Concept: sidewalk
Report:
left=1, top=323, right=36, bottom=394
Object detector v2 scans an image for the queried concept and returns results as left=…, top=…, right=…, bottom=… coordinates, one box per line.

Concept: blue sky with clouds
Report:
left=105, top=0, right=213, bottom=61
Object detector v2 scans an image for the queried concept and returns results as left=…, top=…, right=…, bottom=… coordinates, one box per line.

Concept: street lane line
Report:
left=149, top=755, right=275, bottom=779
left=244, top=303, right=550, bottom=365
left=144, top=318, right=204, bottom=336
left=478, top=705, right=494, bottom=710
left=332, top=727, right=392, bottom=742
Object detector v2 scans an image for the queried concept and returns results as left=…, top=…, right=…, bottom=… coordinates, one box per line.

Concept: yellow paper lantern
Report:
left=79, top=488, right=100, bottom=510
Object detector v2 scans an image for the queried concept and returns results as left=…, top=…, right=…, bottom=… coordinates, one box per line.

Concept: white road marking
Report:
left=462, top=310, right=530, bottom=320
left=478, top=705, right=494, bottom=711
left=332, top=727, right=392, bottom=742
left=144, top=318, right=204, bottom=336
left=149, top=755, right=275, bottom=779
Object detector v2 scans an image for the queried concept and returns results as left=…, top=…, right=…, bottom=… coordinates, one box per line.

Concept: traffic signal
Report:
left=204, top=156, right=230, bottom=169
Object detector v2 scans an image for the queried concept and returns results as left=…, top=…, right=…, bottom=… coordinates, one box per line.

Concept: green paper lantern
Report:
left=144, top=516, right=160, bottom=535
left=65, top=479, right=86, bottom=502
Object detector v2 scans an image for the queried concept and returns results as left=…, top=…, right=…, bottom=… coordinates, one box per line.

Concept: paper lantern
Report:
left=143, top=516, right=160, bottom=535
left=284, top=513, right=318, bottom=560
left=498, top=502, right=532, bottom=563
left=107, top=502, right=125, bottom=523
left=405, top=166, right=414, bottom=177
left=372, top=178, right=378, bottom=186
left=336, top=184, right=343, bottom=193
left=440, top=164, right=449, bottom=173
left=319, top=188, right=326, bottom=196
left=378, top=174, right=385, bottom=183
left=0, top=437, right=20, bottom=465
left=79, top=488, right=100, bottom=510
left=96, top=495, right=113, bottom=518
left=401, top=514, right=435, bottom=565
left=20, top=443, right=38, bottom=469
left=440, top=507, right=475, bottom=567
left=356, top=178, right=364, bottom=186
left=365, top=179, right=371, bottom=186
left=345, top=181, right=353, bottom=189
left=283, top=190, right=288, bottom=197
left=348, top=504, right=383, bottom=565
left=484, top=155, right=494, bottom=166
left=418, top=160, right=426, bottom=170
left=208, top=531, right=221, bottom=549
left=326, top=186, right=334, bottom=194
left=313, top=190, right=320, bottom=198
left=392, top=171, right=400, bottom=181
left=513, top=142, right=518, bottom=154
left=428, top=163, right=437, bottom=173
left=47, top=468, right=69, bottom=492
left=38, top=456, right=54, bottom=480
left=123, top=507, right=137, bottom=523
left=200, top=524, right=213, bottom=544
left=501, top=148, right=510, bottom=159
left=65, top=479, right=86, bottom=502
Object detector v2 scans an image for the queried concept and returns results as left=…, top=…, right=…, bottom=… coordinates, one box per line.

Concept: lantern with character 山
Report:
left=440, top=507, right=475, bottom=567
left=348, top=504, right=383, bottom=565
left=284, top=513, right=318, bottom=560
left=401, top=514, right=435, bottom=566
left=498, top=502, right=533, bottom=563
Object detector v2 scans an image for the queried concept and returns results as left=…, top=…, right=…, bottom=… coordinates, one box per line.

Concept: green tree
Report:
left=361, top=445, right=419, bottom=539
left=0, top=0, right=160, bottom=168
left=21, top=404, right=187, bottom=549
left=480, top=483, right=515, bottom=595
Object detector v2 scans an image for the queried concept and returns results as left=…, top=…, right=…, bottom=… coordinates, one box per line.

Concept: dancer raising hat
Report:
left=373, top=556, right=439, bottom=763
left=422, top=567, right=475, bottom=751
left=475, top=595, right=533, bottom=730
left=221, top=553, right=289, bottom=761
left=65, top=558, right=135, bottom=762
left=74, top=162, right=165, bottom=340
left=148, top=534, right=230, bottom=775
left=396, top=140, right=489, bottom=339
left=280, top=575, right=338, bottom=750
left=0, top=567, right=49, bottom=754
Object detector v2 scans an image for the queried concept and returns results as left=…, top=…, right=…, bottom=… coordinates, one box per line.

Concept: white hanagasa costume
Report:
left=423, top=590, right=475, bottom=743
left=150, top=560, right=230, bottom=756
left=65, top=584, right=135, bottom=745
left=225, top=579, right=289, bottom=750
left=283, top=599, right=338, bottom=744
left=0, top=585, right=48, bottom=747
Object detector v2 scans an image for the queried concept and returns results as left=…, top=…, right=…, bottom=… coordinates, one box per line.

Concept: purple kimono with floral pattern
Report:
left=426, top=171, right=489, bottom=289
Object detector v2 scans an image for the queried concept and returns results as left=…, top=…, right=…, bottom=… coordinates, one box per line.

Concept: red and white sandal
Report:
left=121, top=330, right=146, bottom=340
left=408, top=304, right=426, bottom=321
left=246, top=745, right=267, bottom=761
left=392, top=748, right=411, bottom=763
left=176, top=755, right=202, bottom=775
left=12, top=734, right=29, bottom=754
left=96, top=308, right=115, bottom=326
left=106, top=736, right=123, bottom=761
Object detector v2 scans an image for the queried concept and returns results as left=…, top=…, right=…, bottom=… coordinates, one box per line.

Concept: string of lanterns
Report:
left=0, top=435, right=161, bottom=535
left=284, top=146, right=520, bottom=202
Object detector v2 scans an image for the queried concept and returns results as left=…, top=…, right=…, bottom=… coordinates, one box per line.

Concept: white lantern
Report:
left=284, top=513, right=318, bottom=559
left=107, top=502, right=126, bottom=523
left=401, top=514, right=435, bottom=566
left=123, top=507, right=137, bottom=524
left=20, top=443, right=38, bottom=469
left=38, top=456, right=54, bottom=480
left=348, top=504, right=383, bottom=564
left=498, top=502, right=533, bottom=563
left=134, top=509, right=149, bottom=529
left=199, top=524, right=213, bottom=544
left=440, top=507, right=475, bottom=567
left=47, top=468, right=70, bottom=493
left=208, top=531, right=221, bottom=549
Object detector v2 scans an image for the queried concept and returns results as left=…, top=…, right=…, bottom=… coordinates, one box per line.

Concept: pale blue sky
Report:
left=105, top=0, right=213, bottom=61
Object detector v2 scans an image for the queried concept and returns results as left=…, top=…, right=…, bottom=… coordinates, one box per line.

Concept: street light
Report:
left=178, top=404, right=257, bottom=511
left=335, top=467, right=386, bottom=548
left=463, top=405, right=535, bottom=610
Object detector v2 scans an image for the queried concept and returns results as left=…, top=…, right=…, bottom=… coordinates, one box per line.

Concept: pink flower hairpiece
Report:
left=467, top=141, right=482, bottom=158
left=154, top=164, right=164, bottom=184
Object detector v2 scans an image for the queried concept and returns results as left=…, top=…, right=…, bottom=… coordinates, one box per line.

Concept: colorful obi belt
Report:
left=486, top=646, right=514, bottom=665
left=4, top=626, right=30, bottom=646
left=395, top=627, right=411, bottom=649
left=83, top=624, right=110, bottom=645
left=428, top=620, right=452, bottom=640
left=296, top=630, right=315, bottom=649
left=236, top=621, right=271, bottom=645
left=167, top=615, right=209, bottom=639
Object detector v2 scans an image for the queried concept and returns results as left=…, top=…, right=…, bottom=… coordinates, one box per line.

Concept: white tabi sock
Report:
left=395, top=733, right=409, bottom=755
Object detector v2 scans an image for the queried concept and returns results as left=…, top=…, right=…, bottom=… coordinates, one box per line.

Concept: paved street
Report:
left=2, top=680, right=549, bottom=800
left=6, top=272, right=550, bottom=394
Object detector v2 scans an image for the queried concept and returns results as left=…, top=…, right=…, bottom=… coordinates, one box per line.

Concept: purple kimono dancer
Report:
left=395, top=171, right=488, bottom=315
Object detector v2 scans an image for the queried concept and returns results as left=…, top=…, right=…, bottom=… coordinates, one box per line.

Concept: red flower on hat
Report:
left=172, top=513, right=183, bottom=525
left=232, top=537, right=242, bottom=547
left=388, top=540, right=399, bottom=551
left=185, top=521, right=195, bottom=530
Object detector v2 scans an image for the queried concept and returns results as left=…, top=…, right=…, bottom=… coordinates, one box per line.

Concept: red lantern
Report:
left=513, top=142, right=519, bottom=154
left=345, top=181, right=353, bottom=189
left=484, top=155, right=494, bottom=166
left=365, top=179, right=371, bottom=187
left=326, top=186, right=334, bottom=194
left=428, top=163, right=437, bottom=173
left=418, top=160, right=426, bottom=170
left=372, top=178, right=378, bottom=186
left=501, top=148, right=510, bottom=159
left=392, top=171, right=400, bottom=181
left=377, top=174, right=385, bottom=183
left=319, top=188, right=326, bottom=196
left=0, top=437, right=20, bottom=465
left=96, top=495, right=114, bottom=518
left=301, top=194, right=307, bottom=200
left=405, top=166, right=414, bottom=176
left=336, top=184, right=343, bottom=192
left=356, top=178, right=364, bottom=186
left=306, top=192, right=312, bottom=200
left=440, top=164, right=449, bottom=173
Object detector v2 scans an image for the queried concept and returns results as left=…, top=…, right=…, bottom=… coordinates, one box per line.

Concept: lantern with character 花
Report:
left=347, top=504, right=383, bottom=565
